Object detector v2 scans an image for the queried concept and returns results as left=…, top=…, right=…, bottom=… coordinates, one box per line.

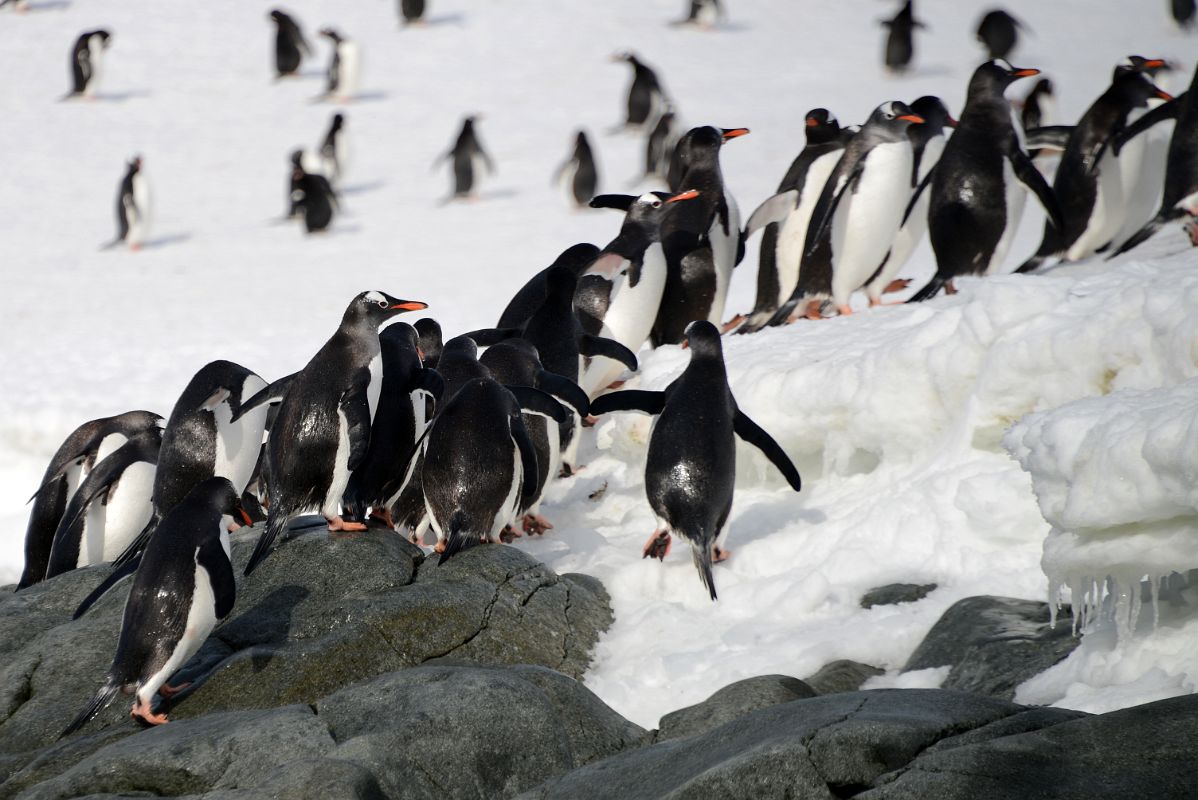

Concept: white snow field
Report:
left=2, top=0, right=1196, bottom=727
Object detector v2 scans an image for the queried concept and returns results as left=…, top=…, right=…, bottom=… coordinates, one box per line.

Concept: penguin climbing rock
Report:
left=589, top=321, right=801, bottom=600
left=645, top=110, right=682, bottom=183
left=291, top=161, right=338, bottom=233
left=269, top=9, right=309, bottom=78
left=399, top=0, right=426, bottom=26
left=908, top=60, right=1063, bottom=301
left=577, top=190, right=700, bottom=396
left=319, top=112, right=348, bottom=186
left=976, top=10, right=1022, bottom=60
left=68, top=29, right=111, bottom=98
left=554, top=131, right=599, bottom=208
left=881, top=1, right=924, bottom=74
left=738, top=109, right=852, bottom=332
left=654, top=126, right=748, bottom=344
left=497, top=243, right=601, bottom=330
left=612, top=52, right=669, bottom=131
left=1018, top=63, right=1173, bottom=271
left=19, top=410, right=161, bottom=590
left=438, top=116, right=494, bottom=199
left=45, top=427, right=162, bottom=578
left=241, top=291, right=427, bottom=575
left=674, top=0, right=722, bottom=28
left=319, top=28, right=360, bottom=101
left=60, top=478, right=246, bottom=736
left=112, top=156, right=151, bottom=250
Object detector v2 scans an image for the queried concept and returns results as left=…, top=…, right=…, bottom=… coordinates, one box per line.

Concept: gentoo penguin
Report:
left=45, top=428, right=162, bottom=578
left=653, top=126, right=748, bottom=345
left=976, top=10, right=1022, bottom=60
left=576, top=189, right=700, bottom=396
left=19, top=410, right=161, bottom=590
left=554, top=131, right=599, bottom=208
left=1110, top=61, right=1198, bottom=256
left=908, top=60, right=1063, bottom=301
left=269, top=9, right=309, bottom=78
left=291, top=162, right=338, bottom=233
left=68, top=30, right=111, bottom=98
left=738, top=109, right=852, bottom=332
left=645, top=110, right=681, bottom=183
left=242, top=291, right=427, bottom=575
left=319, top=113, right=348, bottom=186
left=589, top=321, right=801, bottom=600
left=1021, top=77, right=1056, bottom=134
left=674, top=0, right=722, bottom=28
left=612, top=52, right=668, bottom=131
left=497, top=243, right=601, bottom=330
left=479, top=340, right=590, bottom=535
left=863, top=96, right=956, bottom=305
left=1111, top=58, right=1177, bottom=249
left=113, top=156, right=150, bottom=250
left=424, top=377, right=568, bottom=561
left=415, top=317, right=444, bottom=370
left=1173, top=0, right=1196, bottom=29
left=343, top=323, right=443, bottom=525
left=399, top=0, right=426, bottom=26
left=783, top=102, right=924, bottom=318
left=1018, top=64, right=1173, bottom=271
left=60, top=478, right=246, bottom=736
left=319, top=28, right=360, bottom=101
left=438, top=116, right=493, bottom=199
left=881, top=1, right=924, bottom=74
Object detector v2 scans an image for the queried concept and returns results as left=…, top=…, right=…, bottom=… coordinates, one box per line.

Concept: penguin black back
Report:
left=882, top=1, right=923, bottom=73
left=270, top=9, right=308, bottom=77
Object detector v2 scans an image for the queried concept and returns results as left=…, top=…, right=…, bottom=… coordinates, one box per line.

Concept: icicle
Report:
left=1152, top=574, right=1161, bottom=630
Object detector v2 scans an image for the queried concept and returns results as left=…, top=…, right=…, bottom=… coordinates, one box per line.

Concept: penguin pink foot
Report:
left=369, top=508, right=396, bottom=528
left=720, top=314, right=746, bottom=334
left=434, top=539, right=448, bottom=554
left=157, top=681, right=191, bottom=699
left=643, top=530, right=671, bottom=560
left=131, top=698, right=169, bottom=726
left=712, top=546, right=732, bottom=563
left=500, top=524, right=523, bottom=543
left=1186, top=219, right=1198, bottom=247
left=803, top=300, right=824, bottom=321
left=836, top=305, right=853, bottom=317
left=327, top=516, right=368, bottom=533
left=522, top=514, right=553, bottom=535
left=883, top=279, right=911, bottom=294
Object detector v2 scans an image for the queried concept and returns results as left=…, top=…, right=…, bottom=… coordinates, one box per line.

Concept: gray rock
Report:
left=903, top=596, right=1079, bottom=699
left=803, top=660, right=885, bottom=695
left=654, top=674, right=816, bottom=742
left=861, top=583, right=937, bottom=609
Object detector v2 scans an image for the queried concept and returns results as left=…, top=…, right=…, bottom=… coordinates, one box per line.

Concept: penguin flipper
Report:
left=1023, top=126, right=1073, bottom=150
left=900, top=166, right=936, bottom=228
left=506, top=386, right=569, bottom=423
left=511, top=417, right=540, bottom=508
left=744, top=191, right=798, bottom=239
left=233, top=373, right=297, bottom=422
left=535, top=369, right=590, bottom=417
left=734, top=410, right=802, bottom=491
left=197, top=539, right=236, bottom=620
left=590, top=194, right=636, bottom=211
left=577, top=334, right=638, bottom=371
left=907, top=275, right=947, bottom=303
left=340, top=370, right=373, bottom=471
left=463, top=327, right=524, bottom=347
left=589, top=390, right=665, bottom=416
left=1112, top=95, right=1183, bottom=156
left=1109, top=213, right=1174, bottom=259
left=59, top=678, right=120, bottom=739
left=1009, top=148, right=1064, bottom=232
left=805, top=161, right=865, bottom=259
left=73, top=555, right=141, bottom=619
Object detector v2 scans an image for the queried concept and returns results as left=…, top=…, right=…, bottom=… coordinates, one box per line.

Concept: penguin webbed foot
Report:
left=712, top=545, right=732, bottom=563
left=521, top=514, right=554, bottom=536
left=327, top=515, right=368, bottom=534
left=499, top=524, right=523, bottom=544
left=643, top=530, right=671, bottom=560
left=131, top=698, right=169, bottom=727
left=369, top=508, right=396, bottom=528
left=558, top=463, right=584, bottom=478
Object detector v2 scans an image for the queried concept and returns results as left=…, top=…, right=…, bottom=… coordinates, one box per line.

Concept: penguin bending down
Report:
left=497, top=243, right=601, bottom=330
left=269, top=9, right=309, bottom=78
left=319, top=28, right=360, bottom=101
left=908, top=60, right=1063, bottom=301
left=589, top=321, right=801, bottom=600
left=45, top=427, right=162, bottom=578
left=738, top=109, right=851, bottom=332
left=782, top=102, right=925, bottom=319
left=554, top=131, right=599, bottom=208
left=976, top=10, right=1022, bottom=60
left=19, top=411, right=161, bottom=590
left=112, top=156, right=151, bottom=251
left=399, top=0, right=426, bottom=26
left=1018, top=62, right=1173, bottom=272
left=881, top=1, right=923, bottom=74
left=612, top=52, right=669, bottom=131
left=653, top=126, right=748, bottom=345
left=577, top=189, right=700, bottom=396
left=242, top=291, right=428, bottom=575
left=291, top=162, right=338, bottom=233
left=319, top=113, right=348, bottom=186
left=437, top=116, right=493, bottom=199
left=68, top=29, right=111, bottom=98
left=60, top=478, right=247, bottom=737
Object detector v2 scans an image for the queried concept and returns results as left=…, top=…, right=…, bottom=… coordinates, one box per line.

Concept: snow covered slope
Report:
left=2, top=0, right=1195, bottom=726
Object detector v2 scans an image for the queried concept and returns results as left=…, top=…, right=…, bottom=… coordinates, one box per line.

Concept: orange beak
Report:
left=722, top=128, right=750, bottom=140
left=1013, top=68, right=1040, bottom=78
left=391, top=301, right=428, bottom=311
left=1157, top=88, right=1175, bottom=101
left=805, top=117, right=819, bottom=127
left=238, top=507, right=253, bottom=527
left=898, top=114, right=925, bottom=124
left=948, top=115, right=959, bottom=128
left=668, top=189, right=700, bottom=203
left=1142, top=58, right=1167, bottom=69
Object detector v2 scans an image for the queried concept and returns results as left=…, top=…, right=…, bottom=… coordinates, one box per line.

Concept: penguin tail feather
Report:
left=907, top=276, right=946, bottom=303
left=244, top=509, right=289, bottom=576
left=59, top=678, right=120, bottom=739
left=437, top=512, right=474, bottom=565
left=690, top=542, right=718, bottom=602
left=1109, top=214, right=1168, bottom=259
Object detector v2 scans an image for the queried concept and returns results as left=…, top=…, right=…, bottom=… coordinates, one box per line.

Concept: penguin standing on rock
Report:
left=908, top=60, right=1063, bottom=301
left=60, top=478, right=247, bottom=737
left=437, top=116, right=493, bottom=199
left=554, top=131, right=599, bottom=208
left=111, top=156, right=151, bottom=251
left=612, top=53, right=669, bottom=131
left=881, top=1, right=924, bottom=74
left=269, top=9, right=309, bottom=78
left=291, top=161, right=338, bottom=233
left=241, top=292, right=428, bottom=575
left=589, top=321, right=801, bottom=601
left=319, top=28, right=360, bottom=102
left=68, top=29, right=111, bottom=98
left=976, top=10, right=1022, bottom=60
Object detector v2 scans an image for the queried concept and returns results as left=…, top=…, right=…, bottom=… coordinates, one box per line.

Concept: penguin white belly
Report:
left=558, top=160, right=580, bottom=205
left=95, top=460, right=156, bottom=562
left=128, top=174, right=151, bottom=247
left=707, top=193, right=741, bottom=324
left=215, top=374, right=269, bottom=494
left=776, top=152, right=840, bottom=306
left=95, top=432, right=129, bottom=464
left=830, top=143, right=912, bottom=305
left=583, top=247, right=668, bottom=395
left=137, top=551, right=219, bottom=705
left=336, top=43, right=360, bottom=98
left=488, top=442, right=523, bottom=542
left=84, top=37, right=104, bottom=96
left=1116, top=119, right=1172, bottom=245
left=1066, top=151, right=1123, bottom=261
left=81, top=501, right=106, bottom=568
left=64, top=460, right=85, bottom=504
left=988, top=158, right=1028, bottom=274
left=324, top=407, right=353, bottom=517
left=696, top=0, right=719, bottom=25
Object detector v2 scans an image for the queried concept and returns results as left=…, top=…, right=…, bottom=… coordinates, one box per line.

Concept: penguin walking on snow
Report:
left=881, top=1, right=924, bottom=74
left=612, top=52, right=669, bottom=131
left=112, top=156, right=151, bottom=251
left=19, top=411, right=161, bottom=590
left=908, top=60, right=1063, bottom=301
left=738, top=109, right=852, bottom=332
left=60, top=478, right=247, bottom=737
left=291, top=160, right=338, bottom=233
left=674, top=0, right=722, bottom=28
left=437, top=116, right=493, bottom=199
left=241, top=292, right=428, bottom=574
left=270, top=9, right=310, bottom=78
left=645, top=110, right=682, bottom=183
left=654, top=126, right=749, bottom=344
left=319, top=28, right=360, bottom=101
left=319, top=112, right=348, bottom=186
left=68, top=29, right=111, bottom=99
left=399, top=0, right=426, bottom=26
left=976, top=10, right=1022, bottom=60
left=554, top=131, right=599, bottom=208
left=589, top=321, right=802, bottom=600
left=1020, top=77, right=1055, bottom=133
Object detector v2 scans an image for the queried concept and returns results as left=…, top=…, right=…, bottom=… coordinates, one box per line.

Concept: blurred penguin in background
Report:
left=1, top=0, right=31, bottom=11
left=270, top=9, right=310, bottom=78
left=881, top=1, right=924, bottom=74
left=976, top=10, right=1023, bottom=60
left=319, top=28, right=360, bottom=102
left=399, top=0, right=426, bottom=26
left=645, top=109, right=682, bottom=183
left=437, top=116, right=494, bottom=200
left=112, top=156, right=150, bottom=251
left=291, top=161, right=337, bottom=233
left=68, top=30, right=111, bottom=99
left=611, top=52, right=669, bottom=132
left=320, top=112, right=348, bottom=186
left=674, top=0, right=723, bottom=29
left=1173, top=0, right=1196, bottom=29
left=554, top=131, right=599, bottom=208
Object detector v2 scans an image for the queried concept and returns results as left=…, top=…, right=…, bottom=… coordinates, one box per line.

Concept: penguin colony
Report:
left=13, top=0, right=1197, bottom=737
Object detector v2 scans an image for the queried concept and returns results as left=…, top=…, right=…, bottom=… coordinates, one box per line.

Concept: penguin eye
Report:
left=376, top=300, right=388, bottom=308
left=651, top=200, right=663, bottom=208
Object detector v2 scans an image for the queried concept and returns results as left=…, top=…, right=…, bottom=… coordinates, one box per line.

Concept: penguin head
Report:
left=289, top=149, right=304, bottom=169
left=550, top=242, right=602, bottom=275
left=92, top=30, right=112, bottom=48
left=195, top=477, right=252, bottom=531
left=683, top=320, right=723, bottom=358
left=629, top=189, right=700, bottom=223
left=380, top=321, right=419, bottom=352
left=330, top=112, right=345, bottom=130
left=804, top=108, right=842, bottom=144
left=611, top=51, right=640, bottom=66
left=318, top=27, right=343, bottom=43
left=127, top=155, right=142, bottom=173
left=346, top=291, right=429, bottom=329
left=866, top=102, right=924, bottom=140
left=269, top=9, right=287, bottom=24
left=909, top=95, right=956, bottom=130
left=1125, top=55, right=1173, bottom=78
left=1030, top=77, right=1055, bottom=98
left=971, top=59, right=1041, bottom=97
left=1111, top=66, right=1174, bottom=105
left=415, top=318, right=444, bottom=366
left=674, top=126, right=749, bottom=171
